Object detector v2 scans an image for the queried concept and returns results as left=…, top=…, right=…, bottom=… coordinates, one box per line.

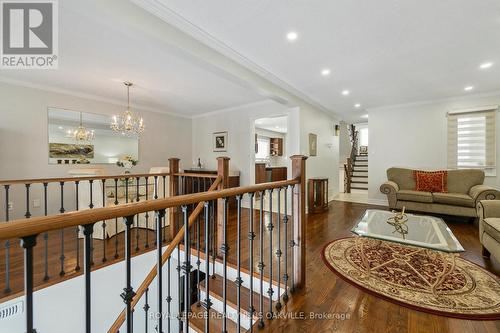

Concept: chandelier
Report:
left=111, top=82, right=145, bottom=136
left=73, top=112, right=95, bottom=142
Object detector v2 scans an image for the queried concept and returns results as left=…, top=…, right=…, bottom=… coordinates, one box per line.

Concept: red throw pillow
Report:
left=414, top=170, right=448, bottom=193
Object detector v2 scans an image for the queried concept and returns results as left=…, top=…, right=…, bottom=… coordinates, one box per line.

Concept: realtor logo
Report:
left=1, top=0, right=58, bottom=69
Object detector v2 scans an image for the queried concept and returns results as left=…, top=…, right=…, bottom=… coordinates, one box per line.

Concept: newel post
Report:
left=168, top=158, right=180, bottom=239
left=216, top=156, right=230, bottom=257
left=291, top=155, right=307, bottom=289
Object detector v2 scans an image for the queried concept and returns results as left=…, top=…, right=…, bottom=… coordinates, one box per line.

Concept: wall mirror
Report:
left=47, top=108, right=139, bottom=164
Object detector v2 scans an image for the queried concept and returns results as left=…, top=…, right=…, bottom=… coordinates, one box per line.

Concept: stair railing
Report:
left=0, top=170, right=171, bottom=297
left=344, top=125, right=358, bottom=193
left=0, top=155, right=307, bottom=333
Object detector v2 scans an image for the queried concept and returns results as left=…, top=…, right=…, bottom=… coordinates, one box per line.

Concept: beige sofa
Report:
left=380, top=168, right=500, bottom=217
left=477, top=200, right=500, bottom=260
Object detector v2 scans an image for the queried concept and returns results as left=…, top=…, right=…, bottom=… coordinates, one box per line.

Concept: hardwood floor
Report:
left=0, top=200, right=499, bottom=333
left=261, top=201, right=500, bottom=333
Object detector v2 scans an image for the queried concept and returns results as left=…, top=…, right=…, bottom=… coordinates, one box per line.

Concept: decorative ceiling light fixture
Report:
left=73, top=112, right=95, bottom=142
left=111, top=82, right=144, bottom=136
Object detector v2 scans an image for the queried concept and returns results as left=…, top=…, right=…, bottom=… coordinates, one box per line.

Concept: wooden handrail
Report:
left=0, top=179, right=299, bottom=241
left=0, top=172, right=171, bottom=186
left=107, top=176, right=222, bottom=332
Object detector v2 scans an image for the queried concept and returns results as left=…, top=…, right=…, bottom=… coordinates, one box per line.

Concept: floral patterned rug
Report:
left=322, top=237, right=500, bottom=319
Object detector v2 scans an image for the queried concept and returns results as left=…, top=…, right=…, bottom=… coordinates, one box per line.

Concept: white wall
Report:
left=191, top=100, right=300, bottom=188
left=368, top=93, right=500, bottom=201
left=299, top=107, right=340, bottom=201
left=0, top=82, right=192, bottom=220
left=338, top=121, right=351, bottom=167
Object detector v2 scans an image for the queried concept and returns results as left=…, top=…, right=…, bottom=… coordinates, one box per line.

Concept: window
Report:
left=255, top=136, right=270, bottom=162
left=447, top=108, right=497, bottom=172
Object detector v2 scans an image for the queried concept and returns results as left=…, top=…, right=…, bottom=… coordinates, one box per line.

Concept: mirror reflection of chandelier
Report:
left=111, top=82, right=145, bottom=137
left=73, top=112, right=95, bottom=142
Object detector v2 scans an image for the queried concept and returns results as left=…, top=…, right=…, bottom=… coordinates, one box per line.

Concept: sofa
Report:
left=477, top=200, right=500, bottom=260
left=380, top=168, right=500, bottom=217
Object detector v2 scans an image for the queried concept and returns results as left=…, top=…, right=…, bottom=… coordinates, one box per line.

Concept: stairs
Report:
left=173, top=249, right=284, bottom=333
left=350, top=154, right=368, bottom=191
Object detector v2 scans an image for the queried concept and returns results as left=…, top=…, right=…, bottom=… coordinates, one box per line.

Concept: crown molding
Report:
left=131, top=0, right=337, bottom=118
left=0, top=76, right=191, bottom=119
left=367, top=89, right=500, bottom=112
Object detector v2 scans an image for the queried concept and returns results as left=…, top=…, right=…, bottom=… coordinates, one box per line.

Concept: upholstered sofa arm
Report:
left=469, top=185, right=500, bottom=202
left=477, top=200, right=500, bottom=219
left=380, top=181, right=399, bottom=208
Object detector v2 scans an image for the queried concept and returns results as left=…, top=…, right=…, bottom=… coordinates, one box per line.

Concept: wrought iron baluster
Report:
left=248, top=192, right=255, bottom=331
left=25, top=184, right=31, bottom=219
left=145, top=176, right=150, bottom=249
left=283, top=186, right=289, bottom=302
left=75, top=181, right=81, bottom=272
left=258, top=191, right=265, bottom=328
left=43, top=183, right=50, bottom=280
left=276, top=188, right=282, bottom=310
left=59, top=181, right=66, bottom=276
left=21, top=235, right=37, bottom=333
left=102, top=179, right=107, bottom=263
left=211, top=199, right=216, bottom=279
left=89, top=180, right=94, bottom=266
left=267, top=189, right=274, bottom=315
left=156, top=209, right=165, bottom=333
left=235, top=195, right=243, bottom=332
left=181, top=205, right=191, bottom=333
left=82, top=223, right=95, bottom=333
left=166, top=257, right=172, bottom=333
left=135, top=177, right=140, bottom=252
left=143, top=288, right=150, bottom=333
left=3, top=185, right=11, bottom=293
left=203, top=201, right=212, bottom=333
left=176, top=215, right=182, bottom=333
left=196, top=192, right=201, bottom=307
left=290, top=184, right=296, bottom=293
left=154, top=176, right=158, bottom=247
left=114, top=178, right=119, bottom=259
left=221, top=197, right=229, bottom=333
left=121, top=215, right=136, bottom=333
left=162, top=175, right=167, bottom=243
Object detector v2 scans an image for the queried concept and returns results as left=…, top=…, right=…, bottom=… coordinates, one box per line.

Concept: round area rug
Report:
left=322, top=237, right=500, bottom=320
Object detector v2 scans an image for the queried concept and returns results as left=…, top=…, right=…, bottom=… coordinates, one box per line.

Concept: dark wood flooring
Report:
left=1, top=200, right=499, bottom=333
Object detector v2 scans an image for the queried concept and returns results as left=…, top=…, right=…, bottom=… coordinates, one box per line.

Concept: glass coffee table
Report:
left=352, top=209, right=464, bottom=253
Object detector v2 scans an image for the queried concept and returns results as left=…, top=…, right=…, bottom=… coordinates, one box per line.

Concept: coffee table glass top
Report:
left=352, top=209, right=465, bottom=253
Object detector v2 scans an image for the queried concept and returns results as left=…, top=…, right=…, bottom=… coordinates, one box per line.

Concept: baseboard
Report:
left=367, top=198, right=388, bottom=206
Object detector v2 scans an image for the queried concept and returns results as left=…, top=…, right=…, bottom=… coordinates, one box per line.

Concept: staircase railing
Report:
left=344, top=125, right=358, bottom=193
left=0, top=155, right=307, bottom=333
left=0, top=170, right=171, bottom=297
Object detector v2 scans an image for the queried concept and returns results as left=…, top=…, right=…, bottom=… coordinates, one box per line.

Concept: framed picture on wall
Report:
left=309, top=133, right=317, bottom=156
left=213, top=131, right=228, bottom=152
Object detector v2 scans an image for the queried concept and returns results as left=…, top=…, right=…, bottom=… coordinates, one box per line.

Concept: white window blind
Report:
left=447, top=108, right=497, bottom=169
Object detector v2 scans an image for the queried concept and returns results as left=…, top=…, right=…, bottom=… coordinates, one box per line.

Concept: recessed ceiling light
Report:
left=464, top=86, right=474, bottom=92
left=342, top=90, right=350, bottom=96
left=361, top=114, right=369, bottom=119
left=321, top=68, right=331, bottom=76
left=354, top=103, right=361, bottom=108
left=479, top=62, right=493, bottom=69
left=286, top=31, right=298, bottom=41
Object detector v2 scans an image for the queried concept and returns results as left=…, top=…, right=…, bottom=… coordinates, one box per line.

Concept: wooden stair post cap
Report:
left=290, top=155, right=308, bottom=160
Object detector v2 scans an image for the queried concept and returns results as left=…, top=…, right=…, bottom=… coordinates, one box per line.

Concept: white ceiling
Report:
left=255, top=116, right=287, bottom=133
left=0, top=0, right=264, bottom=117
left=152, top=0, right=500, bottom=122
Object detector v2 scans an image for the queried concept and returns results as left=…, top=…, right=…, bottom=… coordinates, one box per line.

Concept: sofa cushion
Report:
left=483, top=218, right=500, bottom=243
left=447, top=169, right=485, bottom=194
left=414, top=170, right=447, bottom=192
left=387, top=168, right=416, bottom=191
left=432, top=192, right=475, bottom=207
left=397, top=190, right=433, bottom=203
